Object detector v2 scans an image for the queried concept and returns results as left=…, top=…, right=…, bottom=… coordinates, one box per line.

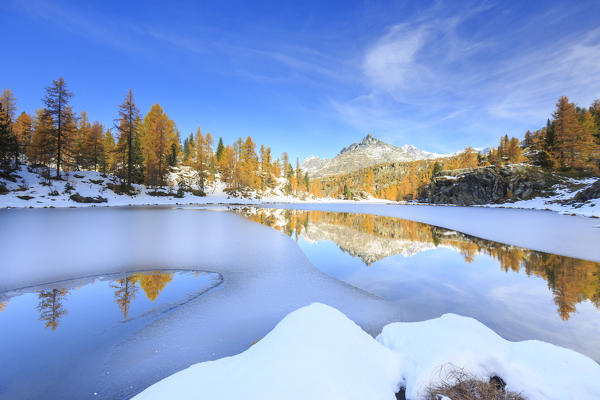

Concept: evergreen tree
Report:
left=0, top=102, right=17, bottom=171
left=216, top=136, right=224, bottom=161
left=182, top=132, right=194, bottom=162
left=343, top=183, right=351, bottom=199
left=42, top=78, right=73, bottom=178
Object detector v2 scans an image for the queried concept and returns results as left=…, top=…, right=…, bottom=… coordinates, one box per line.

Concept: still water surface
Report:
left=234, top=207, right=600, bottom=361
left=0, top=270, right=221, bottom=398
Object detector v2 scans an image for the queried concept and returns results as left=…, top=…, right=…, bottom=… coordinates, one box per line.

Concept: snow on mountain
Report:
left=300, top=134, right=449, bottom=178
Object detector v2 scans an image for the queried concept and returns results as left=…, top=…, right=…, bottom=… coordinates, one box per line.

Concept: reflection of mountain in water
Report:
left=302, top=222, right=437, bottom=265
left=233, top=207, right=600, bottom=321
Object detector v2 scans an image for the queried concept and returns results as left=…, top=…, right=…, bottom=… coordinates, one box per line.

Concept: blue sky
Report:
left=2, top=0, right=600, bottom=162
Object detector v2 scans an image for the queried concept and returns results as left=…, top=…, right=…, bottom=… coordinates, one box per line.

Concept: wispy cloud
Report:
left=333, top=1, right=600, bottom=149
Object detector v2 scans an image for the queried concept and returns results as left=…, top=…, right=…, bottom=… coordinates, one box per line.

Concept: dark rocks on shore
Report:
left=419, top=165, right=558, bottom=206
left=573, top=179, right=600, bottom=202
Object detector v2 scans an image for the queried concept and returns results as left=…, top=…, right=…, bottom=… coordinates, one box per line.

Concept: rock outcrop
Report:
left=573, top=179, right=600, bottom=202
left=419, top=165, right=558, bottom=205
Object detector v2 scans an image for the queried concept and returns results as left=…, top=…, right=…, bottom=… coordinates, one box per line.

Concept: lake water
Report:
left=1, top=205, right=599, bottom=399
left=0, top=270, right=222, bottom=399
left=233, top=206, right=600, bottom=361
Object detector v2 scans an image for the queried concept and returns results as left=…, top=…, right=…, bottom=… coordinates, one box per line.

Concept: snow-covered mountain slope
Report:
left=301, top=134, right=449, bottom=178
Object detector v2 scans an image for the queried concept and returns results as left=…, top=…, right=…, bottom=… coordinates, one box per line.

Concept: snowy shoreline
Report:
left=2, top=165, right=599, bottom=262
left=132, top=303, right=600, bottom=400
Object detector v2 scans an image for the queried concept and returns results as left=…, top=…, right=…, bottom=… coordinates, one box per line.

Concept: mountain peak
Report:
left=340, top=134, right=384, bottom=155
left=360, top=134, right=379, bottom=145
left=302, top=135, right=449, bottom=179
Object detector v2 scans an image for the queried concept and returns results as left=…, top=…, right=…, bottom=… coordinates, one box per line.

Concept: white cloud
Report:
left=363, top=24, right=429, bottom=93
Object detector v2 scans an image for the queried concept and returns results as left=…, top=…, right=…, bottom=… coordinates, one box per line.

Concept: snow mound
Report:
left=377, top=313, right=600, bottom=400
left=133, top=304, right=600, bottom=400
left=132, top=303, right=403, bottom=400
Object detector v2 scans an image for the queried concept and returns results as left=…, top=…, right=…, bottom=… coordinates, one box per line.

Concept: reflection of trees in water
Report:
left=29, top=271, right=175, bottom=330
left=0, top=301, right=7, bottom=313
left=111, top=275, right=139, bottom=319
left=37, top=288, right=69, bottom=330
left=234, top=207, right=600, bottom=320
left=137, top=272, right=173, bottom=302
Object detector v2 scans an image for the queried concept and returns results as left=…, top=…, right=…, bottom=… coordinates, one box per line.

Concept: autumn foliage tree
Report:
left=13, top=112, right=34, bottom=158
left=140, top=103, right=179, bottom=186
left=115, top=89, right=143, bottom=188
left=42, top=78, right=73, bottom=178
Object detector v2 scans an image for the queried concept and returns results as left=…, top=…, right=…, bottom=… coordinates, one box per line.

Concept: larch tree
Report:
left=0, top=89, right=17, bottom=122
left=13, top=112, right=34, bottom=158
left=239, top=136, right=259, bottom=189
left=193, top=127, right=212, bottom=189
left=28, top=109, right=55, bottom=171
left=579, top=111, right=600, bottom=171
left=552, top=96, right=581, bottom=169
left=43, top=78, right=73, bottom=178
left=115, top=89, right=142, bottom=188
left=75, top=111, right=91, bottom=169
left=83, top=121, right=105, bottom=171
left=259, top=144, right=273, bottom=189
left=101, top=129, right=115, bottom=173
left=218, top=144, right=236, bottom=185
left=140, top=103, right=178, bottom=186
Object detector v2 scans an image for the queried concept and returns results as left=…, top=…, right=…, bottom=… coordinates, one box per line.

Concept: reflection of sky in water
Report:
left=0, top=271, right=221, bottom=397
left=295, top=235, right=600, bottom=362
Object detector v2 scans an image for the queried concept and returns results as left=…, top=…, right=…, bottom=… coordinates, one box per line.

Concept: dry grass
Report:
left=425, top=365, right=525, bottom=400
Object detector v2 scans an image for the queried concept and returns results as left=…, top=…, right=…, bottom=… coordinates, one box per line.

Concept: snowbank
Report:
left=133, top=304, right=600, bottom=400
left=0, top=165, right=383, bottom=208
left=133, top=303, right=403, bottom=400
left=378, top=313, right=600, bottom=399
left=483, top=177, right=600, bottom=218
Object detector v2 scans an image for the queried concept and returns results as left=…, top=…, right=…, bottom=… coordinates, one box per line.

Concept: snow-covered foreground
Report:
left=260, top=202, right=600, bottom=262
left=133, top=303, right=600, bottom=400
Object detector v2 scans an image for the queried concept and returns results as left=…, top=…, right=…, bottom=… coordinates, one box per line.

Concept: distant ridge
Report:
left=301, top=134, right=449, bottom=178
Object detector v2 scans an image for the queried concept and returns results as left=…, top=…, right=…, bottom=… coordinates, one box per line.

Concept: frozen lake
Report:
left=0, top=205, right=598, bottom=399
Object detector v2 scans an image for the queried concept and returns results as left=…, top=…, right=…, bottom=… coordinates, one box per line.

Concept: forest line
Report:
left=1, top=78, right=599, bottom=200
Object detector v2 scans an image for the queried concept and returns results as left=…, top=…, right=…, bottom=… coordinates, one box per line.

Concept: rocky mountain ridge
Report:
left=301, top=134, right=448, bottom=179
